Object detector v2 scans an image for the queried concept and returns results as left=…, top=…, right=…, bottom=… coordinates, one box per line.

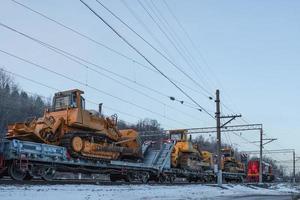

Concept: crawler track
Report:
left=61, top=132, right=114, bottom=161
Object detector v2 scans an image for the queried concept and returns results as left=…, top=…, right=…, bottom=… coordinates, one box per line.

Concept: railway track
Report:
left=0, top=176, right=287, bottom=197
left=0, top=176, right=220, bottom=186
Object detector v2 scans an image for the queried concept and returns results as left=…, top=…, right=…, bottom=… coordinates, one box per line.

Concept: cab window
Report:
left=81, top=96, right=85, bottom=110
left=54, top=95, right=70, bottom=110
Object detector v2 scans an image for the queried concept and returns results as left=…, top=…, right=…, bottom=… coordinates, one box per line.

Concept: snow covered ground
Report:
left=269, top=183, right=300, bottom=193
left=0, top=183, right=299, bottom=200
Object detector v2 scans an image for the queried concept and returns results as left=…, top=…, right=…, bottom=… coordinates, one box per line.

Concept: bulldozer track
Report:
left=60, top=131, right=116, bottom=163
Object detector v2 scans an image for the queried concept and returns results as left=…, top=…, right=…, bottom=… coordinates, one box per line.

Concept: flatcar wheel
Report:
left=71, top=136, right=84, bottom=152
left=8, top=162, right=26, bottom=181
left=168, top=175, right=175, bottom=184
left=110, top=174, right=120, bottom=182
left=24, top=173, right=33, bottom=181
left=140, top=173, right=149, bottom=184
left=41, top=167, right=55, bottom=181
left=124, top=174, right=133, bottom=183
left=159, top=176, right=166, bottom=183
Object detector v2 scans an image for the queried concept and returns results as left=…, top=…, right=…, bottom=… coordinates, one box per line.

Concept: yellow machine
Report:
left=170, top=129, right=210, bottom=171
left=221, top=148, right=245, bottom=173
left=6, top=89, right=142, bottom=160
left=201, top=150, right=213, bottom=167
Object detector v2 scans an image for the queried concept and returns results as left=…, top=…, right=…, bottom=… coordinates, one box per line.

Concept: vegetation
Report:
left=0, top=69, right=49, bottom=136
left=117, top=118, right=162, bottom=132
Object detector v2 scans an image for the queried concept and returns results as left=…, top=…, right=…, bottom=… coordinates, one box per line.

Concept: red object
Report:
left=247, top=160, right=259, bottom=182
left=248, top=160, right=259, bottom=175
left=246, top=160, right=274, bottom=182
left=0, top=155, right=5, bottom=176
left=0, top=155, right=5, bottom=171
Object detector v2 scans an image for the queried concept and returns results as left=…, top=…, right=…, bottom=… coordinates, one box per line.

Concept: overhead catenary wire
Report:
left=8, top=0, right=154, bottom=73
left=120, top=0, right=174, bottom=63
left=161, top=0, right=252, bottom=125
left=80, top=0, right=215, bottom=119
left=121, top=0, right=194, bottom=89
left=0, top=22, right=202, bottom=122
left=161, top=0, right=218, bottom=85
left=94, top=0, right=213, bottom=99
left=0, top=49, right=190, bottom=127
left=137, top=0, right=203, bottom=86
left=220, top=117, right=232, bottom=147
left=144, top=0, right=215, bottom=92
left=140, top=0, right=237, bottom=117
left=9, top=0, right=207, bottom=102
left=124, top=0, right=219, bottom=100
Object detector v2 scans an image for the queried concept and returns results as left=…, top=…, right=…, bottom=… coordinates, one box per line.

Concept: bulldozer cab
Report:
left=52, top=89, right=85, bottom=111
left=169, top=129, right=188, bottom=141
left=221, top=148, right=234, bottom=158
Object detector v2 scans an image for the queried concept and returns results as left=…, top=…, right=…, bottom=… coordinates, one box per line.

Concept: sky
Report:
left=0, top=0, right=300, bottom=171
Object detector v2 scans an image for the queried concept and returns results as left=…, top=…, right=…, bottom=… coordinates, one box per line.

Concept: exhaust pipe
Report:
left=98, top=103, right=103, bottom=116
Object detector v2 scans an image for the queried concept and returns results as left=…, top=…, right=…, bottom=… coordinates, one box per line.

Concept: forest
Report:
left=0, top=69, right=48, bottom=135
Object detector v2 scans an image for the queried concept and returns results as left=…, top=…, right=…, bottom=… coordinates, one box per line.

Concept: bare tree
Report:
left=0, top=69, right=48, bottom=136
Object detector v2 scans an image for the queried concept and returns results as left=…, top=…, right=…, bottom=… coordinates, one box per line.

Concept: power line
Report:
left=162, top=0, right=220, bottom=92
left=223, top=132, right=231, bottom=147
left=126, top=8, right=219, bottom=101
left=120, top=0, right=174, bottom=63
left=0, top=22, right=202, bottom=122
left=146, top=0, right=215, bottom=92
left=94, top=0, right=213, bottom=99
left=137, top=0, right=199, bottom=85
left=1, top=67, right=58, bottom=91
left=0, top=49, right=190, bottom=127
left=126, top=1, right=243, bottom=121
left=231, top=131, right=260, bottom=148
left=81, top=0, right=214, bottom=119
left=8, top=0, right=156, bottom=73
left=161, top=0, right=251, bottom=125
left=9, top=0, right=207, bottom=101
left=220, top=118, right=232, bottom=147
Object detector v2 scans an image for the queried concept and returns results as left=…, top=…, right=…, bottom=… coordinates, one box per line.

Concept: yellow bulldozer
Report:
left=6, top=89, right=142, bottom=161
left=170, top=129, right=211, bottom=171
left=221, top=148, right=245, bottom=173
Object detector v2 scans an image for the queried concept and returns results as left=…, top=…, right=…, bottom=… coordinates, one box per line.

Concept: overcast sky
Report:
left=1, top=0, right=300, bottom=169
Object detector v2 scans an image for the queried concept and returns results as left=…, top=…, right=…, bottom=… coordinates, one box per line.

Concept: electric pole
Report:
left=215, top=90, right=222, bottom=186
left=293, top=150, right=296, bottom=184
left=249, top=128, right=277, bottom=184
left=259, top=128, right=263, bottom=184
left=215, top=90, right=241, bottom=186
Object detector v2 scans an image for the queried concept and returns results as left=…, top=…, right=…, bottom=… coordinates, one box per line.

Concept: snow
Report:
left=0, top=183, right=298, bottom=200
left=269, top=183, right=300, bottom=193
